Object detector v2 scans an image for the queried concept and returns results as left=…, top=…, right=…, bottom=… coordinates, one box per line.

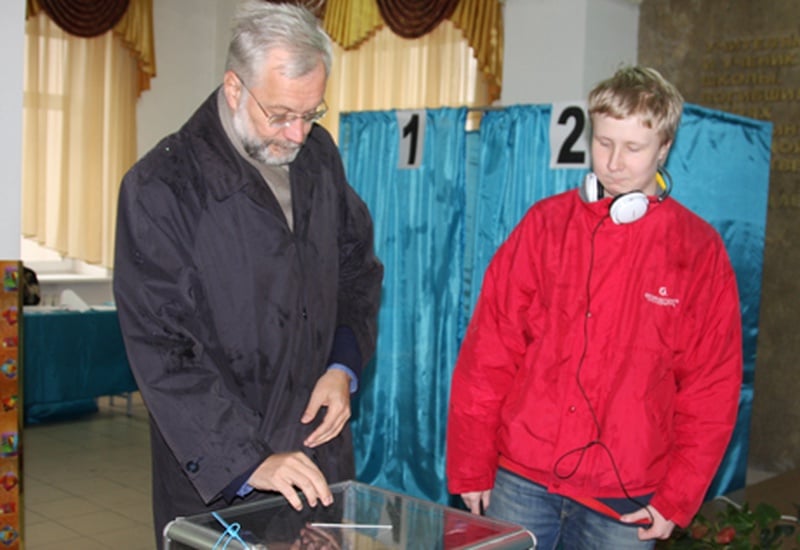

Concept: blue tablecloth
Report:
left=22, top=307, right=138, bottom=424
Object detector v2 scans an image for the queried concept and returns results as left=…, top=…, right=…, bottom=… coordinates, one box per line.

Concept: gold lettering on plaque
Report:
left=700, top=33, right=800, bottom=207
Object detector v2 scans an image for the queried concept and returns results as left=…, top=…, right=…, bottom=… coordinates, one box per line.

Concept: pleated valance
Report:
left=375, top=0, right=460, bottom=38
left=32, top=0, right=130, bottom=37
left=26, top=0, right=156, bottom=94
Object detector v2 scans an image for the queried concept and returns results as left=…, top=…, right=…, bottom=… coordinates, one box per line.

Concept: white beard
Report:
left=232, top=101, right=302, bottom=166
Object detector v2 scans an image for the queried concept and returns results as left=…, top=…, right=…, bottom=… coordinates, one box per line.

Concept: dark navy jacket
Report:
left=113, top=90, right=382, bottom=513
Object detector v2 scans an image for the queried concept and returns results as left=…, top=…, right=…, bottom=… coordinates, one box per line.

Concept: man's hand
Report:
left=620, top=505, right=676, bottom=540
left=248, top=452, right=333, bottom=511
left=302, top=369, right=351, bottom=448
left=461, top=490, right=491, bottom=515
left=296, top=524, right=342, bottom=550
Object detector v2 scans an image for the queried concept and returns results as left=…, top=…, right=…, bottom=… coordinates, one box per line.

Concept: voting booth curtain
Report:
left=339, top=108, right=468, bottom=504
left=338, top=103, right=772, bottom=505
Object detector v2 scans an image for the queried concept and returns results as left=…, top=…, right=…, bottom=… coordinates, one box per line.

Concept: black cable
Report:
left=552, top=213, right=655, bottom=526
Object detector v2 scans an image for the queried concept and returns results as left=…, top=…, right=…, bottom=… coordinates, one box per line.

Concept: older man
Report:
left=113, top=2, right=383, bottom=546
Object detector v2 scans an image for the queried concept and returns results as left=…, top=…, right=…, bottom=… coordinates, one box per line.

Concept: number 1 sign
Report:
left=396, top=110, right=426, bottom=170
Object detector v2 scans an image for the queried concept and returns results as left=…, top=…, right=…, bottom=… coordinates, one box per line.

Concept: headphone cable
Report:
left=552, top=214, right=655, bottom=526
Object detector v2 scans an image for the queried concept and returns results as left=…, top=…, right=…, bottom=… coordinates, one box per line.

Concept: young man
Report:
left=446, top=66, right=742, bottom=549
left=113, top=2, right=382, bottom=547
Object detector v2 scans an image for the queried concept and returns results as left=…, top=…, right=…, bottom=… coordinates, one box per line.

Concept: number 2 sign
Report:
left=549, top=101, right=590, bottom=169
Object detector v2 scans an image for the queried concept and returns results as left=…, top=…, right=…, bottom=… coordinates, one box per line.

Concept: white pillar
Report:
left=501, top=0, right=640, bottom=105
left=0, top=0, right=25, bottom=259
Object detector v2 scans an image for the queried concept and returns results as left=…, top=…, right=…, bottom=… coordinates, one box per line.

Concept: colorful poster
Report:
left=0, top=262, right=21, bottom=549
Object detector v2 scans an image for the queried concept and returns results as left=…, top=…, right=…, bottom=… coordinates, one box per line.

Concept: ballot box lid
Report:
left=164, top=480, right=535, bottom=549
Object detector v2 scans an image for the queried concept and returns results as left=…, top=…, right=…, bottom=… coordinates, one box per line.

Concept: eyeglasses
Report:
left=236, top=74, right=327, bottom=129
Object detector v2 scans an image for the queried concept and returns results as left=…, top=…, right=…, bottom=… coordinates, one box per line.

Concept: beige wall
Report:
left=136, top=0, right=231, bottom=157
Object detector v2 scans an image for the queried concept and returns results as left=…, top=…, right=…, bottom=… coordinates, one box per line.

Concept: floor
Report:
left=23, top=393, right=154, bottom=549
left=21, top=393, right=781, bottom=550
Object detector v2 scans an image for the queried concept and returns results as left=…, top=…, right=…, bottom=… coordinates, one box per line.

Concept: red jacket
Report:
left=447, top=189, right=742, bottom=527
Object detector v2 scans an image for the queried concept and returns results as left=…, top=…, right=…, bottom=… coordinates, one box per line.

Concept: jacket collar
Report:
left=181, top=87, right=323, bottom=203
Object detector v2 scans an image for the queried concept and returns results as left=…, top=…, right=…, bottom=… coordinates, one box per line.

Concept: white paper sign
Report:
left=396, top=110, right=426, bottom=169
left=549, top=101, right=590, bottom=169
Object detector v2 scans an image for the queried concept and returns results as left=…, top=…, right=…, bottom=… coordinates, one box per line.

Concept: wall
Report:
left=136, top=0, right=230, bottom=156
left=584, top=0, right=641, bottom=93
left=502, top=0, right=639, bottom=105
left=0, top=1, right=24, bottom=260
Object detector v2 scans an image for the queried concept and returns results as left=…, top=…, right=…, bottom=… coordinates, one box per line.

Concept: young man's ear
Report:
left=658, top=140, right=673, bottom=165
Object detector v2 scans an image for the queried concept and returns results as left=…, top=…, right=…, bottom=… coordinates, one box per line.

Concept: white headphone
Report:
left=579, top=169, right=672, bottom=224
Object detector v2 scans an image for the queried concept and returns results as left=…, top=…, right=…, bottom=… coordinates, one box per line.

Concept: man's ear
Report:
left=222, top=70, right=242, bottom=111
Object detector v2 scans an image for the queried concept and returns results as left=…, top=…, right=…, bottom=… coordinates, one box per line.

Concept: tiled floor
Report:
left=23, top=393, right=154, bottom=549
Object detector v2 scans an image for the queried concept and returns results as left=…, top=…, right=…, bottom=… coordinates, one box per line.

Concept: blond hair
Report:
left=588, top=66, right=684, bottom=145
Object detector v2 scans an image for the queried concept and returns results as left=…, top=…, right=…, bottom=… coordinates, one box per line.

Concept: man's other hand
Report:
left=302, top=369, right=351, bottom=448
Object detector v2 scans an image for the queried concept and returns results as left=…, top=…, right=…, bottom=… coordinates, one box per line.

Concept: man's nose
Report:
left=282, top=117, right=308, bottom=143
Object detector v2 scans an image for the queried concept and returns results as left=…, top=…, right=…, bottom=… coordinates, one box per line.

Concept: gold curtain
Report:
left=320, top=19, right=490, bottom=141
left=322, top=0, right=503, bottom=102
left=450, top=0, right=503, bottom=103
left=112, top=0, right=157, bottom=94
left=27, top=0, right=156, bottom=95
left=323, top=0, right=384, bottom=50
left=22, top=3, right=151, bottom=267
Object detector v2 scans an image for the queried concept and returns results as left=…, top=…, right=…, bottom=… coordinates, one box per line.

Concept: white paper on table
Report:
left=59, top=289, right=91, bottom=312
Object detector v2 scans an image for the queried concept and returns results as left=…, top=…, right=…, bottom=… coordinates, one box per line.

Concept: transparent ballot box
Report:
left=164, top=480, right=535, bottom=549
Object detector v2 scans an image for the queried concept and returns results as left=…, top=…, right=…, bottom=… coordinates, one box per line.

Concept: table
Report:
left=164, top=480, right=536, bottom=549
left=22, top=307, right=138, bottom=424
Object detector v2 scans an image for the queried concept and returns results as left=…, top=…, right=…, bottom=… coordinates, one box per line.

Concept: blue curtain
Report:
left=666, top=104, right=772, bottom=497
left=339, top=108, right=467, bottom=504
left=338, top=102, right=771, bottom=504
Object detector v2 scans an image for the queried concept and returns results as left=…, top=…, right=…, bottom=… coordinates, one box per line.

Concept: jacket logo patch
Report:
left=644, top=286, right=680, bottom=308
